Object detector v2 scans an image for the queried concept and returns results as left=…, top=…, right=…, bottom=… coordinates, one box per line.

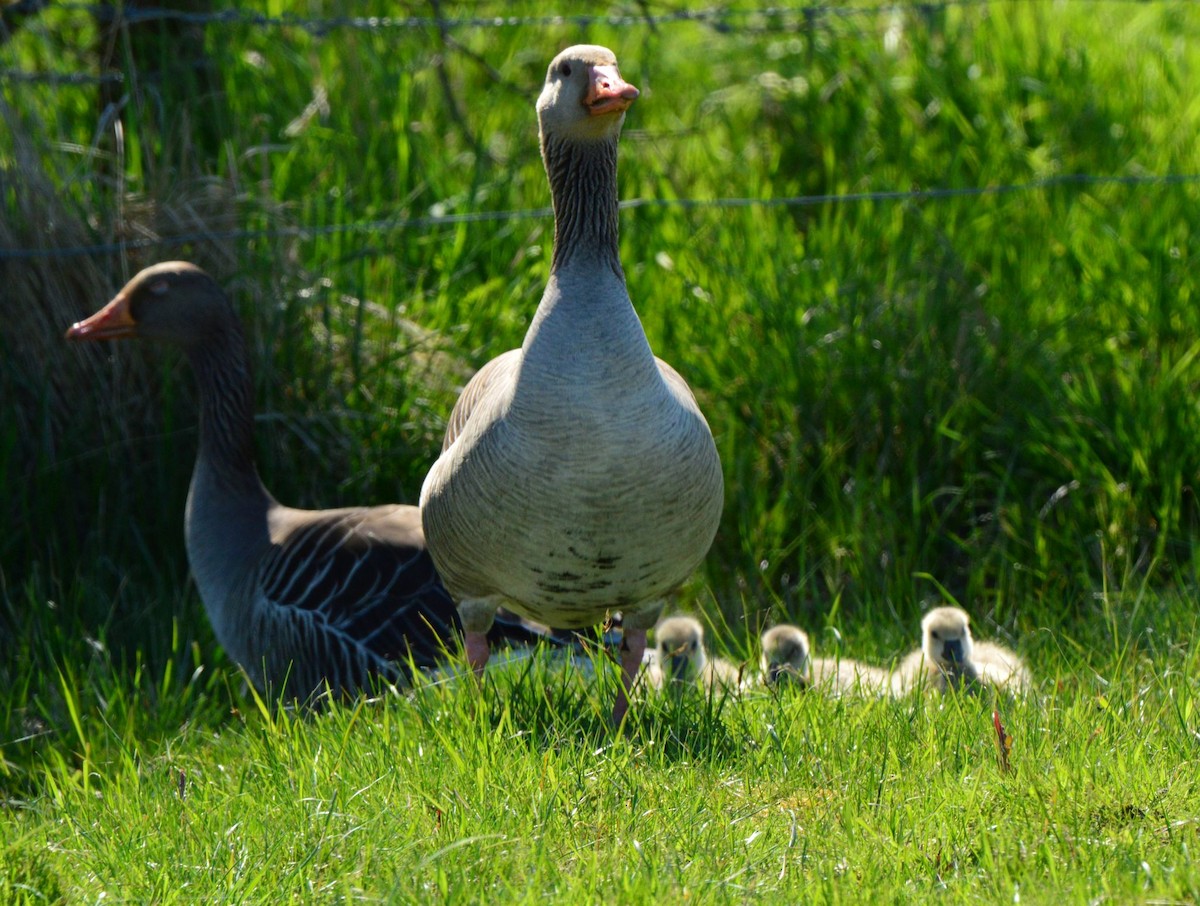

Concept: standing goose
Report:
left=66, top=262, right=561, bottom=704
left=420, top=45, right=724, bottom=724
left=760, top=625, right=811, bottom=688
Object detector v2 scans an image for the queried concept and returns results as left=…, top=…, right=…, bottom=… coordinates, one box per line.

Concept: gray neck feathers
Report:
left=541, top=132, right=623, bottom=277
left=184, top=321, right=265, bottom=500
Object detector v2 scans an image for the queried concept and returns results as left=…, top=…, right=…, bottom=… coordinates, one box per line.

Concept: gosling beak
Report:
left=668, top=654, right=691, bottom=681
left=942, top=639, right=964, bottom=665
left=66, top=292, right=136, bottom=341
left=585, top=64, right=639, bottom=116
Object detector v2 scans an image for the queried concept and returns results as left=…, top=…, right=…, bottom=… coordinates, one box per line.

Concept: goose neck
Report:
left=542, top=132, right=623, bottom=276
left=184, top=324, right=265, bottom=497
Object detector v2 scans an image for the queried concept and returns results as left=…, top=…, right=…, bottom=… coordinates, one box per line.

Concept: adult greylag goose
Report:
left=891, top=606, right=1031, bottom=695
left=66, top=262, right=563, bottom=704
left=760, top=624, right=811, bottom=688
left=642, top=615, right=740, bottom=692
left=420, top=45, right=725, bottom=724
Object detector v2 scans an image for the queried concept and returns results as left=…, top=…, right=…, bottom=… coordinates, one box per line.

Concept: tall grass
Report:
left=5, top=1, right=1198, bottom=638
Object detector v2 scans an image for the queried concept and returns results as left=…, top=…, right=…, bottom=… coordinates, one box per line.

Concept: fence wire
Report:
left=3, top=173, right=1197, bottom=261
left=3, top=0, right=1196, bottom=86
left=8, top=0, right=1048, bottom=33
left=3, top=0, right=1196, bottom=261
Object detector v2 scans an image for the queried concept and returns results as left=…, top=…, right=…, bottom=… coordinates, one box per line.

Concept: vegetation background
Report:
left=1, top=0, right=1198, bottom=901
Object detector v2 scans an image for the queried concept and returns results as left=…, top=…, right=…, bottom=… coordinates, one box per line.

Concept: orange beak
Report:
left=65, top=292, right=137, bottom=341
left=585, top=64, right=639, bottom=116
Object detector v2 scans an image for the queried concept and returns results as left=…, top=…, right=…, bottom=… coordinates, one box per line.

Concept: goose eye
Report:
left=930, top=631, right=940, bottom=640
left=149, top=280, right=170, bottom=296
left=560, top=63, right=572, bottom=77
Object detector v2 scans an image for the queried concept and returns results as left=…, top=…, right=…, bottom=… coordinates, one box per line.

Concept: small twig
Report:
left=633, top=0, right=659, bottom=34
left=426, top=0, right=481, bottom=158
left=441, top=32, right=530, bottom=100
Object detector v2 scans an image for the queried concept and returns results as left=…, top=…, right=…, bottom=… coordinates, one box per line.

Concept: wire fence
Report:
left=0, top=0, right=1058, bottom=34
left=3, top=0, right=1195, bottom=85
left=3, top=173, right=1197, bottom=261
left=3, top=0, right=1197, bottom=262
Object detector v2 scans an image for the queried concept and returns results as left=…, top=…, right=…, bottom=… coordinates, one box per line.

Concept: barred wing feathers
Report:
left=254, top=504, right=461, bottom=699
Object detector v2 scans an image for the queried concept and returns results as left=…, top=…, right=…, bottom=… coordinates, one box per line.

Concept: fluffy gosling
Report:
left=892, top=606, right=1030, bottom=694
left=643, top=615, right=741, bottom=692
left=809, top=655, right=891, bottom=697
left=760, top=625, right=811, bottom=687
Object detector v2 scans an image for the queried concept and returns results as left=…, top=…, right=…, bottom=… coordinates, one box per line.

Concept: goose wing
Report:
left=441, top=349, right=521, bottom=451
left=257, top=504, right=460, bottom=691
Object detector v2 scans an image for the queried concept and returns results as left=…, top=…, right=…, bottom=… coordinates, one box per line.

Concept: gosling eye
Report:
left=930, top=631, right=940, bottom=640
left=560, top=62, right=572, bottom=77
left=149, top=280, right=170, bottom=296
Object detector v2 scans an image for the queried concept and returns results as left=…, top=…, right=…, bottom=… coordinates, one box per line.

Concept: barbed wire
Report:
left=0, top=68, right=122, bottom=85
left=12, top=0, right=1008, bottom=33
left=47, top=0, right=1200, bottom=32
left=3, top=173, right=1196, bottom=261
left=4, top=0, right=1193, bottom=86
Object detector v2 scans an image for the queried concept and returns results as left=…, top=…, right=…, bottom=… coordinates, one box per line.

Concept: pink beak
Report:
left=585, top=64, right=639, bottom=116
left=65, top=291, right=137, bottom=341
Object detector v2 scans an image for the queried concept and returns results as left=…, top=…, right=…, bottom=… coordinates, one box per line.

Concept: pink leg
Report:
left=465, top=630, right=491, bottom=676
left=612, top=626, right=647, bottom=727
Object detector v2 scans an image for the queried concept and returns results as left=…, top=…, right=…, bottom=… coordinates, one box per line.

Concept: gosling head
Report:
left=654, top=615, right=707, bottom=684
left=921, top=606, right=974, bottom=671
left=760, top=625, right=810, bottom=687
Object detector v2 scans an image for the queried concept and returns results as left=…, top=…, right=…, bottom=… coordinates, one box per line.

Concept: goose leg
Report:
left=459, top=596, right=502, bottom=677
left=613, top=626, right=646, bottom=726
left=613, top=606, right=662, bottom=726
left=465, top=631, right=491, bottom=676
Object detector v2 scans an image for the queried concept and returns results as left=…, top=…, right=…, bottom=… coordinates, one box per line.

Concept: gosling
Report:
left=760, top=625, right=811, bottom=687
left=892, top=606, right=1030, bottom=694
left=810, top=654, right=891, bottom=697
left=643, top=615, right=741, bottom=692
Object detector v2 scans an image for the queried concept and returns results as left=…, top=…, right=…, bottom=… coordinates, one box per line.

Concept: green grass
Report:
left=3, top=609, right=1200, bottom=903
left=3, top=0, right=1200, bottom=900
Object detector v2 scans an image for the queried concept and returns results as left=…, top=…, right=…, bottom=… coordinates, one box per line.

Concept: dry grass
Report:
left=0, top=95, right=270, bottom=563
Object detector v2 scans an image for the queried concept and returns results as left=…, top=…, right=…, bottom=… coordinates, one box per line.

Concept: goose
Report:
left=759, top=624, right=811, bottom=687
left=642, top=615, right=740, bottom=692
left=892, top=606, right=977, bottom=694
left=810, top=655, right=891, bottom=697
left=66, top=262, right=566, bottom=704
left=891, top=606, right=1031, bottom=694
left=419, top=45, right=724, bottom=724
left=972, top=640, right=1032, bottom=693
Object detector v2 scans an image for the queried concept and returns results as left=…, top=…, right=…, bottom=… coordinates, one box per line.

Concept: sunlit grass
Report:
left=3, top=616, right=1199, bottom=902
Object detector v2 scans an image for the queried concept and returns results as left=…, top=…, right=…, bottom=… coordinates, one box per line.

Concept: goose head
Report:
left=654, top=615, right=706, bottom=683
left=760, top=625, right=811, bottom=687
left=537, top=44, right=639, bottom=146
left=66, top=262, right=230, bottom=348
left=921, top=606, right=974, bottom=671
